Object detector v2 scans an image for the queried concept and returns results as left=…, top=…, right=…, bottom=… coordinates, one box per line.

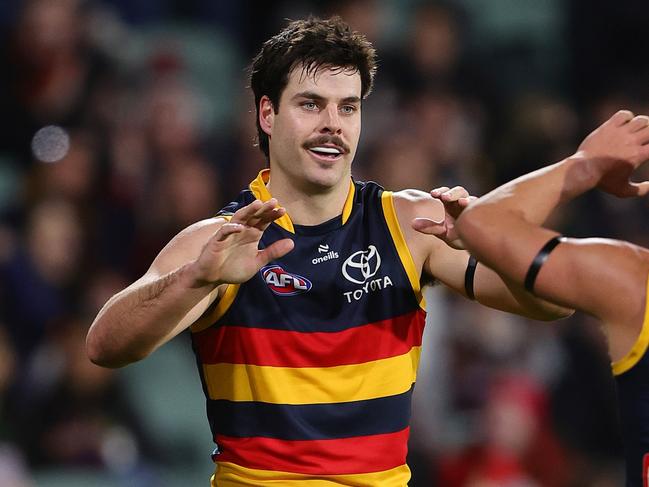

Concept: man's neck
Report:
left=266, top=173, right=351, bottom=226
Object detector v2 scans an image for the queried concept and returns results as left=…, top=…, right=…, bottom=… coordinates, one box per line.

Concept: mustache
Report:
left=303, top=135, right=350, bottom=154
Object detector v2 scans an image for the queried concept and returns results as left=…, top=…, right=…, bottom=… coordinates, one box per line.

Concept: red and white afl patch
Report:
left=261, top=265, right=312, bottom=296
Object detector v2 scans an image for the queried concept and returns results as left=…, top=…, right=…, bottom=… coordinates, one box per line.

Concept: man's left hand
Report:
left=411, top=186, right=477, bottom=249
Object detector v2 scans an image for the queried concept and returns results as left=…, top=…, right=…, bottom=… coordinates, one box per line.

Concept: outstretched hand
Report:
left=190, top=199, right=294, bottom=287
left=577, top=110, right=649, bottom=198
left=411, top=186, right=477, bottom=249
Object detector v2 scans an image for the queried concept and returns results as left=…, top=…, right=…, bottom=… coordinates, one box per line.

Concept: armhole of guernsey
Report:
left=381, top=191, right=426, bottom=310
left=611, top=272, right=649, bottom=376
left=190, top=214, right=241, bottom=334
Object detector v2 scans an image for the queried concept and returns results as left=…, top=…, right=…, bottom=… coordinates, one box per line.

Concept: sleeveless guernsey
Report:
left=190, top=170, right=426, bottom=486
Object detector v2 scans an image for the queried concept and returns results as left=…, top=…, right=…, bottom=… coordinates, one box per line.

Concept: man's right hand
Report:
left=575, top=110, right=649, bottom=198
left=189, top=199, right=294, bottom=287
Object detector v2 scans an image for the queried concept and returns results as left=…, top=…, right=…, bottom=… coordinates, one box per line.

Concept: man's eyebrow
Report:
left=341, top=96, right=361, bottom=104
left=292, top=92, right=361, bottom=104
left=292, top=91, right=325, bottom=101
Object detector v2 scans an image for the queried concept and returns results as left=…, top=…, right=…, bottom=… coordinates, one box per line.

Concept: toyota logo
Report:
left=342, top=245, right=382, bottom=284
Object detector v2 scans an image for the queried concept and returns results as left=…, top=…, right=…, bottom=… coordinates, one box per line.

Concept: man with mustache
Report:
left=86, top=16, right=570, bottom=486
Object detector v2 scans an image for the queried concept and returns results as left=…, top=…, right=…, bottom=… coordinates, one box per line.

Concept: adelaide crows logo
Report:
left=261, top=265, right=312, bottom=296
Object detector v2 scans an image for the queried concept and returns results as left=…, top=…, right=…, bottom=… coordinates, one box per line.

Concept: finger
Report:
left=441, top=186, right=470, bottom=201
left=250, top=198, right=278, bottom=221
left=627, top=115, right=649, bottom=133
left=253, top=206, right=287, bottom=231
left=457, top=196, right=477, bottom=207
left=214, top=223, right=246, bottom=241
left=241, top=199, right=282, bottom=228
left=411, top=217, right=447, bottom=235
left=610, top=109, right=634, bottom=127
left=635, top=125, right=649, bottom=145
left=629, top=181, right=649, bottom=197
left=257, top=238, right=295, bottom=265
left=430, top=187, right=450, bottom=198
left=230, top=199, right=265, bottom=224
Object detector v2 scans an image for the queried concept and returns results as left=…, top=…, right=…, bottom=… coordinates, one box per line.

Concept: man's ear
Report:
left=259, top=95, right=274, bottom=137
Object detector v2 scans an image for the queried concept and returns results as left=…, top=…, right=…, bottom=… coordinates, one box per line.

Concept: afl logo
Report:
left=342, top=245, right=382, bottom=285
left=261, top=265, right=312, bottom=296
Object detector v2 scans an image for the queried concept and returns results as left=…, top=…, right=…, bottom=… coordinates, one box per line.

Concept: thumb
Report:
left=257, top=238, right=295, bottom=266
left=412, top=217, right=447, bottom=235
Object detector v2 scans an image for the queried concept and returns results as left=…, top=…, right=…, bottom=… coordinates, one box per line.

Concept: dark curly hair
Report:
left=250, top=16, right=377, bottom=159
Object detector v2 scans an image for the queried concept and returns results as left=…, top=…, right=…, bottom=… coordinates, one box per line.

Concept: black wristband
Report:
left=464, top=255, right=478, bottom=300
left=524, top=235, right=565, bottom=294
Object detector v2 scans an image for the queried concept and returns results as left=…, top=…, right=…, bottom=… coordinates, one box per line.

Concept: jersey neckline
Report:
left=248, top=169, right=356, bottom=235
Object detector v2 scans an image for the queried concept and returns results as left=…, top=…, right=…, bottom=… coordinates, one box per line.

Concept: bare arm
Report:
left=455, top=110, right=649, bottom=356
left=395, top=190, right=571, bottom=320
left=86, top=199, right=294, bottom=368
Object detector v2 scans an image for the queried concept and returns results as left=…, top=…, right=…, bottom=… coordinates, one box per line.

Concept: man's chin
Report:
left=303, top=171, right=346, bottom=193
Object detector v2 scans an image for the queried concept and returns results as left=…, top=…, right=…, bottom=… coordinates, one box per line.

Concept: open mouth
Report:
left=307, top=146, right=344, bottom=161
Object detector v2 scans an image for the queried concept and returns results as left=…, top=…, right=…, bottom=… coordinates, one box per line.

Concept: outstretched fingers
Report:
left=231, top=199, right=287, bottom=229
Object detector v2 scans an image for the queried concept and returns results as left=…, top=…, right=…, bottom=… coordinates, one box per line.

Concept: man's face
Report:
left=263, top=65, right=362, bottom=192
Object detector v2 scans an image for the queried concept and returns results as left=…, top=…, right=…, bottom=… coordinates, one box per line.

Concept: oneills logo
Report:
left=261, top=265, right=312, bottom=296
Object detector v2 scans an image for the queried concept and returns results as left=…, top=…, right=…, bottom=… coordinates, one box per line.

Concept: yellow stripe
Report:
left=249, top=170, right=357, bottom=232
left=380, top=192, right=425, bottom=310
left=203, top=347, right=421, bottom=404
left=341, top=179, right=356, bottom=224
left=612, top=273, right=649, bottom=375
left=249, top=169, right=295, bottom=233
left=190, top=284, right=240, bottom=333
left=212, top=462, right=411, bottom=486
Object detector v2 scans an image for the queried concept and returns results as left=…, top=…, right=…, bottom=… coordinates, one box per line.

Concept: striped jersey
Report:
left=190, top=169, right=427, bottom=486
left=612, top=275, right=649, bottom=487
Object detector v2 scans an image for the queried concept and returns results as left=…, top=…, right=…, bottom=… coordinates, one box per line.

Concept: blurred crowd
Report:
left=1, top=0, right=649, bottom=486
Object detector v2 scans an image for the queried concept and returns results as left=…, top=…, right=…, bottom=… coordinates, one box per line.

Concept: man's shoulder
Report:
left=172, top=217, right=229, bottom=247
left=390, top=188, right=444, bottom=221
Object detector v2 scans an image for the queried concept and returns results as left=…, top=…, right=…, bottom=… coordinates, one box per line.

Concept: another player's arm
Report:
left=455, top=110, right=649, bottom=356
left=459, top=209, right=649, bottom=358
left=394, top=190, right=571, bottom=320
left=87, top=199, right=294, bottom=368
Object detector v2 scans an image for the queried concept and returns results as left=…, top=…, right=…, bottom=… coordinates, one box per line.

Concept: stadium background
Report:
left=1, top=0, right=649, bottom=485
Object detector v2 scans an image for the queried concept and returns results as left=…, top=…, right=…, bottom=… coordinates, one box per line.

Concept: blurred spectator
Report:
left=1, top=199, right=84, bottom=360
left=9, top=317, right=161, bottom=477
left=0, top=0, right=114, bottom=164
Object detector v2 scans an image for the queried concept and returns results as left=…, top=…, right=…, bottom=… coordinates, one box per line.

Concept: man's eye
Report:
left=303, top=102, right=318, bottom=110
left=341, top=105, right=356, bottom=114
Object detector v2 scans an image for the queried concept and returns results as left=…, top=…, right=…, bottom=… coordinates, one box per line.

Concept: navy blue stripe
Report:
left=222, top=288, right=419, bottom=333
left=208, top=387, right=413, bottom=440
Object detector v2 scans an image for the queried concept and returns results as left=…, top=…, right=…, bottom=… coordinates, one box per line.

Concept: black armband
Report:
left=464, top=255, right=478, bottom=300
left=524, top=235, right=565, bottom=294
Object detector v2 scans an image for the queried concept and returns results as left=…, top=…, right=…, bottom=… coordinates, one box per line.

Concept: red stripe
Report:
left=192, top=310, right=425, bottom=367
left=215, top=428, right=410, bottom=474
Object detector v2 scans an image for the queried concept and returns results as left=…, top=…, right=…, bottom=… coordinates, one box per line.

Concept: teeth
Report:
left=311, top=146, right=341, bottom=154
